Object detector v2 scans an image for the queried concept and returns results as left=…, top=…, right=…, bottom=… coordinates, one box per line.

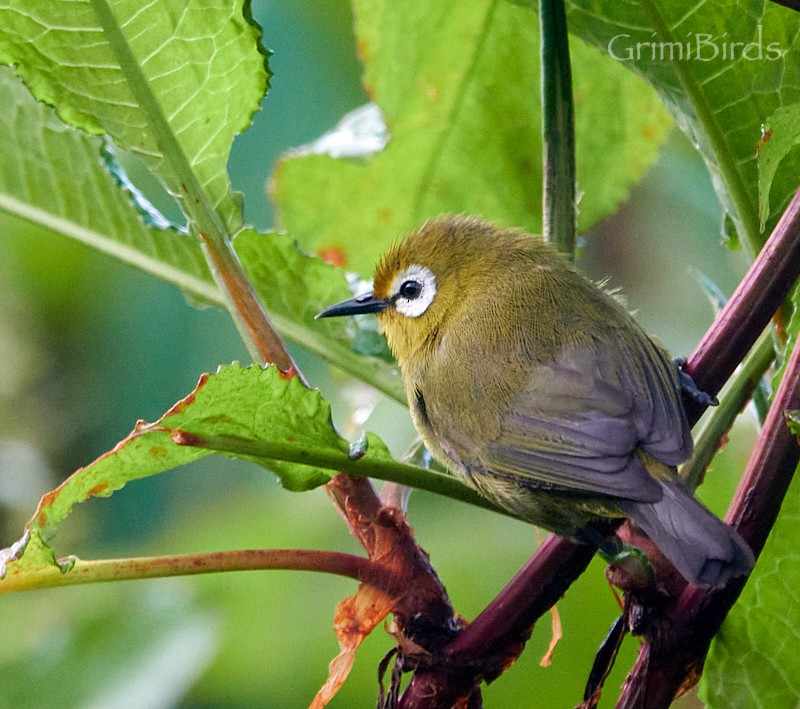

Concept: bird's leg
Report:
left=674, top=357, right=719, bottom=407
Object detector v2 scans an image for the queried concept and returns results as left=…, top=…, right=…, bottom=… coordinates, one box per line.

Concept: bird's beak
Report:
left=315, top=292, right=391, bottom=319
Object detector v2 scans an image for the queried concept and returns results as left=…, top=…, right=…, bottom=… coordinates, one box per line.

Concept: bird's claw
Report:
left=675, top=358, right=719, bottom=407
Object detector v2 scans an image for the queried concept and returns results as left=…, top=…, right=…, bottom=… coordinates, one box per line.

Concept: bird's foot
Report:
left=603, top=545, right=655, bottom=587
left=578, top=525, right=655, bottom=587
left=675, top=357, right=719, bottom=407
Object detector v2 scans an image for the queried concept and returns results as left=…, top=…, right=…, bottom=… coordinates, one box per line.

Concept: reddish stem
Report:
left=399, top=537, right=596, bottom=708
left=682, top=187, right=800, bottom=422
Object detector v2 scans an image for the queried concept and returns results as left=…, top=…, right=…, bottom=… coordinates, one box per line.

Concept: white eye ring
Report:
left=391, top=264, right=436, bottom=318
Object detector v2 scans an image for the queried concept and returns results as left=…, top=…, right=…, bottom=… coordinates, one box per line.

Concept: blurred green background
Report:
left=0, top=1, right=757, bottom=707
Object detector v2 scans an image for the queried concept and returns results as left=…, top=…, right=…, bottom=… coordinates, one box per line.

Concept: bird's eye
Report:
left=399, top=280, right=422, bottom=299
left=390, top=264, right=436, bottom=318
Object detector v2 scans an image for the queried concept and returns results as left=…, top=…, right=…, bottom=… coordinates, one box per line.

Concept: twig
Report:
left=198, top=234, right=303, bottom=377
left=0, top=548, right=381, bottom=594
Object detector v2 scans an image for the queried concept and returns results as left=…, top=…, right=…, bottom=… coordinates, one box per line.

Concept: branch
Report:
left=325, top=475, right=461, bottom=655
left=399, top=536, right=596, bottom=708
left=606, top=188, right=800, bottom=706
left=682, top=187, right=800, bottom=420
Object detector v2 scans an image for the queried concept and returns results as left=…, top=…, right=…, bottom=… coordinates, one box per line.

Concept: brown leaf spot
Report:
left=756, top=129, right=772, bottom=158
left=356, top=38, right=368, bottom=61
left=319, top=246, right=347, bottom=268
left=641, top=123, right=658, bottom=139
left=88, top=484, right=109, bottom=497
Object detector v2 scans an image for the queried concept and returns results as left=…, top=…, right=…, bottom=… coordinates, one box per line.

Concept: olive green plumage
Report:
left=319, top=215, right=754, bottom=588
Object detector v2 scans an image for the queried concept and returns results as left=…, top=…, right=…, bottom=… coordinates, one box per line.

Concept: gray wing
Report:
left=478, top=334, right=693, bottom=503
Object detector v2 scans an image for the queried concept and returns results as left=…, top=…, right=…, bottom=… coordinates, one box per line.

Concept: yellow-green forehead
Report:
left=373, top=215, right=508, bottom=297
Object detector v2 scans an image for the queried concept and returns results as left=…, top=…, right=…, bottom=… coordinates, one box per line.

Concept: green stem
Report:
left=89, top=0, right=299, bottom=376
left=172, top=431, right=503, bottom=515
left=539, top=0, right=576, bottom=256
left=682, top=329, right=775, bottom=490
left=0, top=548, right=379, bottom=595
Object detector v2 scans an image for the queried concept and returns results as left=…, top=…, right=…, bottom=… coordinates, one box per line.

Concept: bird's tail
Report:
left=619, top=478, right=754, bottom=588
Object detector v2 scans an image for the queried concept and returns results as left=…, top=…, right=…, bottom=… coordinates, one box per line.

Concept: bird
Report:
left=317, top=215, right=754, bottom=588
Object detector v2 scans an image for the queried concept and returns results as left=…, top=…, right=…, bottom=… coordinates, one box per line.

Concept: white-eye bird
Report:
left=317, top=215, right=754, bottom=588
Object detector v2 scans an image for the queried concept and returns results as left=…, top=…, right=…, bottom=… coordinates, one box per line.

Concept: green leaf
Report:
left=0, top=64, right=404, bottom=400
left=0, top=66, right=217, bottom=300
left=21, top=366, right=347, bottom=548
left=0, top=0, right=268, bottom=234
left=701, top=464, right=800, bottom=708
left=566, top=1, right=800, bottom=256
left=757, top=104, right=800, bottom=229
left=0, top=365, right=334, bottom=582
left=272, top=0, right=672, bottom=275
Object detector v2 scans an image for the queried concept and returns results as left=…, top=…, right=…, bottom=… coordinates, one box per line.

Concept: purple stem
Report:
left=399, top=537, right=596, bottom=708
left=682, top=188, right=800, bottom=422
